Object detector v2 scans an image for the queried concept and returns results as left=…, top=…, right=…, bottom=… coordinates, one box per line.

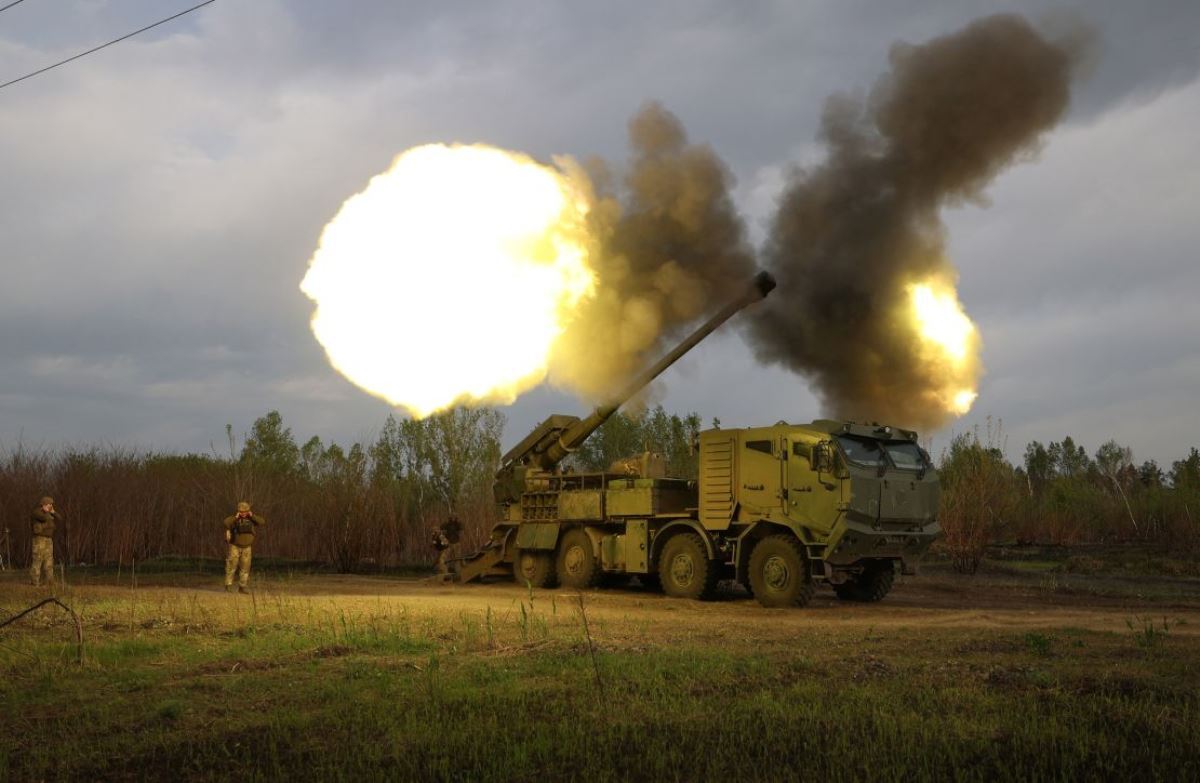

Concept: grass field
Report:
left=2, top=552, right=1199, bottom=781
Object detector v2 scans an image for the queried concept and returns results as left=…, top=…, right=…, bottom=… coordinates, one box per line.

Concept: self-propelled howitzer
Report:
left=453, top=269, right=941, bottom=606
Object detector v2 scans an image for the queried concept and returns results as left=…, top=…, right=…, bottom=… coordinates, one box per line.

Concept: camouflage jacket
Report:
left=223, top=513, right=266, bottom=547
left=31, top=509, right=58, bottom=538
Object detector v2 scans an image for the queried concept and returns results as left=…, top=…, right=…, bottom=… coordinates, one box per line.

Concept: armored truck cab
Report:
left=452, top=271, right=942, bottom=607
left=691, top=419, right=940, bottom=605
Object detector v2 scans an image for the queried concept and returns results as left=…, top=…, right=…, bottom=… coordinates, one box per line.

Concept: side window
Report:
left=791, top=442, right=811, bottom=466
left=745, top=440, right=772, bottom=455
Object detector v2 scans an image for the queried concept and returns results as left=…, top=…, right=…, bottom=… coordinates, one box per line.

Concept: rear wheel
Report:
left=833, top=561, right=895, bottom=602
left=748, top=534, right=814, bottom=608
left=557, top=528, right=601, bottom=589
left=512, top=549, right=557, bottom=589
left=658, top=533, right=719, bottom=600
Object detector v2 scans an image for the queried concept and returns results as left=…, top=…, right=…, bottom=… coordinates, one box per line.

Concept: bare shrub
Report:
left=938, top=419, right=1017, bottom=574
left=0, top=408, right=506, bottom=570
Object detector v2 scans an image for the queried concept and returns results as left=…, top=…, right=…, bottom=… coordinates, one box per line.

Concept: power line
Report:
left=0, top=0, right=216, bottom=92
left=0, top=0, right=31, bottom=15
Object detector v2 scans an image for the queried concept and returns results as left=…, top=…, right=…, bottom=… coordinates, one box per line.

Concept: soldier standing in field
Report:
left=223, top=501, right=266, bottom=593
left=30, top=496, right=58, bottom=587
left=430, top=515, right=463, bottom=577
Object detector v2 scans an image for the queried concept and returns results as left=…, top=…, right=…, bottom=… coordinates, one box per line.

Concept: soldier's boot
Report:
left=238, top=586, right=249, bottom=594
left=224, top=584, right=233, bottom=593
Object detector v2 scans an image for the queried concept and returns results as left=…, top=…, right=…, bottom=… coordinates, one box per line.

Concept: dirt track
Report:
left=39, top=568, right=1187, bottom=640
left=427, top=575, right=1200, bottom=636
left=8, top=565, right=1200, bottom=643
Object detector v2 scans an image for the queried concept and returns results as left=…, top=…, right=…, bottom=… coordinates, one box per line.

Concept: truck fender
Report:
left=733, top=520, right=814, bottom=585
left=514, top=523, right=560, bottom=551
left=650, top=520, right=717, bottom=564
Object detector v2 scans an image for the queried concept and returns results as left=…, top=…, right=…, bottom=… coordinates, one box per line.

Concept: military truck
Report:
left=454, top=271, right=941, bottom=607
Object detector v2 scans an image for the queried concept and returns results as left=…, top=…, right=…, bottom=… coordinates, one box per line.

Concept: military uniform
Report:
left=431, top=516, right=462, bottom=576
left=223, top=502, right=266, bottom=593
left=30, top=496, right=58, bottom=587
left=431, top=529, right=451, bottom=575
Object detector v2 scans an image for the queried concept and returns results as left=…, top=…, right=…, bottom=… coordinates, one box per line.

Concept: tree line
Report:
left=938, top=419, right=1200, bottom=572
left=2, top=409, right=1197, bottom=572
left=1, top=408, right=500, bottom=571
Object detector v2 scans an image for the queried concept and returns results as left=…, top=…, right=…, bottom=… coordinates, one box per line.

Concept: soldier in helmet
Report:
left=430, top=515, right=463, bottom=576
left=30, top=496, right=59, bottom=587
left=223, top=501, right=266, bottom=593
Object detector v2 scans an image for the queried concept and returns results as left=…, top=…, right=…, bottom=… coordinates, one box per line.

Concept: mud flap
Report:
left=515, top=523, right=560, bottom=551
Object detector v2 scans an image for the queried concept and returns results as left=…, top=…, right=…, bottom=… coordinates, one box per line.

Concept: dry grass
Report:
left=2, top=560, right=1199, bottom=781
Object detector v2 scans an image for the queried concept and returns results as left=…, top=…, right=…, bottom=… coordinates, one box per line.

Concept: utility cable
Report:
left=0, top=0, right=30, bottom=15
left=0, top=0, right=216, bottom=92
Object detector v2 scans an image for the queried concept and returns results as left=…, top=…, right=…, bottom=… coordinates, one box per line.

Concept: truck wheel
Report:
left=513, top=549, right=558, bottom=589
left=658, top=533, right=718, bottom=600
left=833, top=561, right=895, bottom=602
left=557, top=529, right=600, bottom=589
left=748, top=534, right=814, bottom=608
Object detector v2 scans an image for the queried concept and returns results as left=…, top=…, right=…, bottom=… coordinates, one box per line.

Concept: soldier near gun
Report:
left=430, top=516, right=463, bottom=576
left=223, top=501, right=266, bottom=593
left=30, top=496, right=59, bottom=587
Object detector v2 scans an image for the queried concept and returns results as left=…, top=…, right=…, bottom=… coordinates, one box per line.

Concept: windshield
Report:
left=835, top=435, right=885, bottom=467
left=882, top=441, right=928, bottom=471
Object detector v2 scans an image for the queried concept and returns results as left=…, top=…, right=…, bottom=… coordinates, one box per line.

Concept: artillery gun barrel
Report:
left=535, top=270, right=776, bottom=469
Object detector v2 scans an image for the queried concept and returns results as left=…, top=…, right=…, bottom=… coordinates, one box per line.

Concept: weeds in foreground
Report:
left=575, top=591, right=603, bottom=694
left=1024, top=632, right=1054, bottom=657
left=1125, top=615, right=1179, bottom=650
left=1, top=579, right=1199, bottom=782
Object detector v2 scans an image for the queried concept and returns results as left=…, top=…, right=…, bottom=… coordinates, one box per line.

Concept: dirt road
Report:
left=8, top=564, right=1199, bottom=644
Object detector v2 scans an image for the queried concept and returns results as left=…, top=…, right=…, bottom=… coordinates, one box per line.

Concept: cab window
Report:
left=791, top=442, right=811, bottom=464
left=745, top=440, right=773, bottom=455
left=882, top=441, right=927, bottom=471
left=835, top=435, right=885, bottom=467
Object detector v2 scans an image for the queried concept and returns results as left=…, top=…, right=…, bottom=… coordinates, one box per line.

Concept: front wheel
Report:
left=748, top=534, right=814, bottom=608
left=658, top=533, right=719, bottom=600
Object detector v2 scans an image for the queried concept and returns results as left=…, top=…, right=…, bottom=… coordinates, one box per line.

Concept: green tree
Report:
left=573, top=410, right=646, bottom=472
left=1048, top=436, right=1090, bottom=479
left=241, top=410, right=301, bottom=475
left=571, top=405, right=702, bottom=476
left=1023, top=441, right=1052, bottom=497
left=1095, top=440, right=1138, bottom=535
left=421, top=407, right=505, bottom=512
left=1171, top=447, right=1200, bottom=490
left=1139, top=460, right=1164, bottom=487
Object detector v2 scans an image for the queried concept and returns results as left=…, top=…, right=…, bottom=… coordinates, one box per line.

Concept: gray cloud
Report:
left=0, top=0, right=1197, bottom=464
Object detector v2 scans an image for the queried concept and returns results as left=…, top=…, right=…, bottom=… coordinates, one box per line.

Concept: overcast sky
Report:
left=2, top=0, right=1197, bottom=468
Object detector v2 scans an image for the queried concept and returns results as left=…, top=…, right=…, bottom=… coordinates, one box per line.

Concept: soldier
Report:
left=223, top=501, right=266, bottom=593
left=30, top=496, right=58, bottom=587
left=430, top=515, right=463, bottom=576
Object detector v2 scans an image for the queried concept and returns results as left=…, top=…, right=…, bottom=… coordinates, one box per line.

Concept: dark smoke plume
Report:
left=549, top=102, right=756, bottom=400
left=748, top=14, right=1083, bottom=429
